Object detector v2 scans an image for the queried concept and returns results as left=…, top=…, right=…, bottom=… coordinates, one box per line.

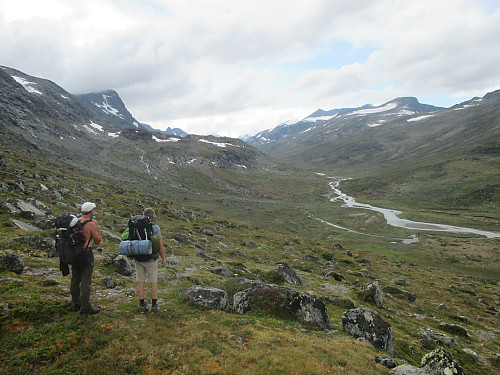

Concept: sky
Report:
left=1, top=0, right=500, bottom=138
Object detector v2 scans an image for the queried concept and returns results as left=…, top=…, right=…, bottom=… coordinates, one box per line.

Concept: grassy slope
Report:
left=0, top=153, right=499, bottom=375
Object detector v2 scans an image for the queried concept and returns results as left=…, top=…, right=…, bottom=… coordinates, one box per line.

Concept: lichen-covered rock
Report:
left=342, top=308, right=395, bottom=355
left=420, top=348, right=465, bottom=374
left=438, top=322, right=468, bottom=338
left=419, top=328, right=455, bottom=349
left=362, top=281, right=384, bottom=307
left=275, top=262, right=303, bottom=286
left=184, top=286, right=228, bottom=311
left=112, top=254, right=133, bottom=276
left=233, top=284, right=330, bottom=329
left=0, top=254, right=24, bottom=274
left=374, top=355, right=397, bottom=369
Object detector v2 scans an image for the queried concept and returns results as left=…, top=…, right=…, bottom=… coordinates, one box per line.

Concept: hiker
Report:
left=136, top=207, right=166, bottom=312
left=71, top=202, right=102, bottom=314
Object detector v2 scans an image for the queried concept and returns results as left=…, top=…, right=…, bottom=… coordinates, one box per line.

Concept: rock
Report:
left=13, top=235, right=56, bottom=257
left=342, top=308, right=395, bottom=355
left=436, top=303, right=448, bottom=310
left=419, top=327, right=455, bottom=349
left=102, top=276, right=116, bottom=288
left=100, top=230, right=122, bottom=243
left=383, top=285, right=417, bottom=302
left=2, top=198, right=52, bottom=217
left=304, top=254, right=321, bottom=263
left=209, top=264, right=232, bottom=277
left=234, top=284, right=330, bottom=330
left=172, top=232, right=190, bottom=243
left=0, top=254, right=24, bottom=274
left=112, top=255, right=133, bottom=276
left=361, top=281, right=384, bottom=307
left=332, top=243, right=343, bottom=250
left=374, top=355, right=397, bottom=369
left=438, top=322, right=468, bottom=338
left=420, top=348, right=465, bottom=374
left=324, top=270, right=344, bottom=281
left=323, top=296, right=356, bottom=310
left=184, top=286, right=228, bottom=311
left=243, top=241, right=257, bottom=248
left=390, top=364, right=428, bottom=375
left=391, top=277, right=409, bottom=286
left=275, top=262, right=303, bottom=286
left=11, top=220, right=42, bottom=232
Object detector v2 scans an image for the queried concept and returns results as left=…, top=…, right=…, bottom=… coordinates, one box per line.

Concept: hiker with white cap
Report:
left=70, top=202, right=102, bottom=314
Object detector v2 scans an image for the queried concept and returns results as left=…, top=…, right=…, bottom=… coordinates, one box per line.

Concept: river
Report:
left=323, top=178, right=500, bottom=240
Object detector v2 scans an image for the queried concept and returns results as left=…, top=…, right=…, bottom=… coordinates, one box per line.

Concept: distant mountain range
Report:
left=1, top=65, right=498, bottom=213
left=247, top=97, right=443, bottom=148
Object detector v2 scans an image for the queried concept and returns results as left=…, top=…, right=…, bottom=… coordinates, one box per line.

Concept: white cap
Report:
left=81, top=202, right=96, bottom=213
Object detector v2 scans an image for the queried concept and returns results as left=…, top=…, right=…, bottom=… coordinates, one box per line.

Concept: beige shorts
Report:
left=135, top=260, right=158, bottom=283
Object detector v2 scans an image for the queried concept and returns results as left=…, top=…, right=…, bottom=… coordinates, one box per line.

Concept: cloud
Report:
left=1, top=0, right=499, bottom=136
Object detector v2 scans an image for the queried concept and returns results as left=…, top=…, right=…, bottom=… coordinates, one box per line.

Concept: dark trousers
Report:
left=70, top=261, right=94, bottom=309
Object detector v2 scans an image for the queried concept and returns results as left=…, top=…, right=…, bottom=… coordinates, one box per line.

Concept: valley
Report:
left=0, top=66, right=499, bottom=374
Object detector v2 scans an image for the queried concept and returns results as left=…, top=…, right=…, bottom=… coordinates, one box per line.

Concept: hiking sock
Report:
left=152, top=299, right=157, bottom=307
left=140, top=299, right=146, bottom=306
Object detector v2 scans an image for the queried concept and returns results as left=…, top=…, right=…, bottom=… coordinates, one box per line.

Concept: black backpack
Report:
left=128, top=215, right=153, bottom=241
left=127, top=215, right=153, bottom=262
left=55, top=214, right=92, bottom=267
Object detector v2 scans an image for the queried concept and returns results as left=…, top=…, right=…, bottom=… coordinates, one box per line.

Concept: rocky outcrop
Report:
left=358, top=281, right=384, bottom=307
left=234, top=284, right=330, bottom=329
left=12, top=235, right=56, bottom=257
left=0, top=254, right=24, bottom=274
left=183, top=286, right=228, bottom=311
left=390, top=348, right=465, bottom=375
left=275, top=262, right=303, bottom=286
left=419, top=328, right=455, bottom=349
left=342, top=308, right=395, bottom=355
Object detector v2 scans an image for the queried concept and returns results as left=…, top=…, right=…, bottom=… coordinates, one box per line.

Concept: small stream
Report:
left=322, top=178, right=500, bottom=240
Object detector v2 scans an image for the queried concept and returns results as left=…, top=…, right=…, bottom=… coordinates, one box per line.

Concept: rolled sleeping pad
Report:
left=119, top=240, right=152, bottom=256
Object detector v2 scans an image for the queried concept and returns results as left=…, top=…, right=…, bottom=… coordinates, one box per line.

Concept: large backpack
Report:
left=128, top=215, right=153, bottom=241
left=127, top=215, right=153, bottom=261
left=55, top=214, right=92, bottom=266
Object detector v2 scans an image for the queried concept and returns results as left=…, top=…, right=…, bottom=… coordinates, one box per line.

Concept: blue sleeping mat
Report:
left=119, top=240, right=152, bottom=256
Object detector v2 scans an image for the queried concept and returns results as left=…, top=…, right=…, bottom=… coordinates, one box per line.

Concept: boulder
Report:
left=438, top=322, right=468, bottom=338
left=374, top=355, right=397, bottom=369
left=342, top=308, right=395, bottom=355
left=100, top=230, right=122, bottom=243
left=184, top=286, right=228, bottom=311
left=419, top=328, right=455, bottom=349
left=383, top=285, right=417, bottom=303
left=102, top=276, right=117, bottom=288
left=420, top=348, right=465, bottom=374
left=390, top=365, right=427, bottom=375
left=209, top=264, right=232, bottom=277
left=391, top=277, right=409, bottom=286
left=0, top=254, right=24, bottom=274
left=359, top=281, right=384, bottom=307
left=12, top=235, right=56, bottom=257
left=234, top=284, right=330, bottom=330
left=324, top=270, right=344, bottom=281
left=112, top=255, right=133, bottom=276
left=11, top=220, right=42, bottom=232
left=275, top=262, right=303, bottom=286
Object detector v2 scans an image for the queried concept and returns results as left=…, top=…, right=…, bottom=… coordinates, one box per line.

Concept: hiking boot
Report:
left=151, top=305, right=160, bottom=313
left=80, top=306, right=100, bottom=315
left=139, top=304, right=149, bottom=313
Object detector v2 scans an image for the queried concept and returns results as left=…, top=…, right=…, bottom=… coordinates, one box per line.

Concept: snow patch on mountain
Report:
left=93, top=94, right=125, bottom=119
left=12, top=76, right=42, bottom=95
left=407, top=115, right=434, bottom=122
left=199, top=139, right=239, bottom=148
left=350, top=103, right=398, bottom=116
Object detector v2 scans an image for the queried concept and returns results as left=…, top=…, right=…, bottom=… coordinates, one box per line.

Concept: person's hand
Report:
left=161, top=259, right=166, bottom=267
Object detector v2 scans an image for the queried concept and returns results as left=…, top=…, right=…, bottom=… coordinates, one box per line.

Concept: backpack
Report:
left=127, top=215, right=153, bottom=261
left=128, top=215, right=153, bottom=241
left=55, top=214, right=92, bottom=266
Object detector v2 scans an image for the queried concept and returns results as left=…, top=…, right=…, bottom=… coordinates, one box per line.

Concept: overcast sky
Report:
left=1, top=0, right=500, bottom=137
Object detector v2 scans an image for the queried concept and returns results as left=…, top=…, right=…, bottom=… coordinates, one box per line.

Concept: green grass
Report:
left=0, top=151, right=499, bottom=374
